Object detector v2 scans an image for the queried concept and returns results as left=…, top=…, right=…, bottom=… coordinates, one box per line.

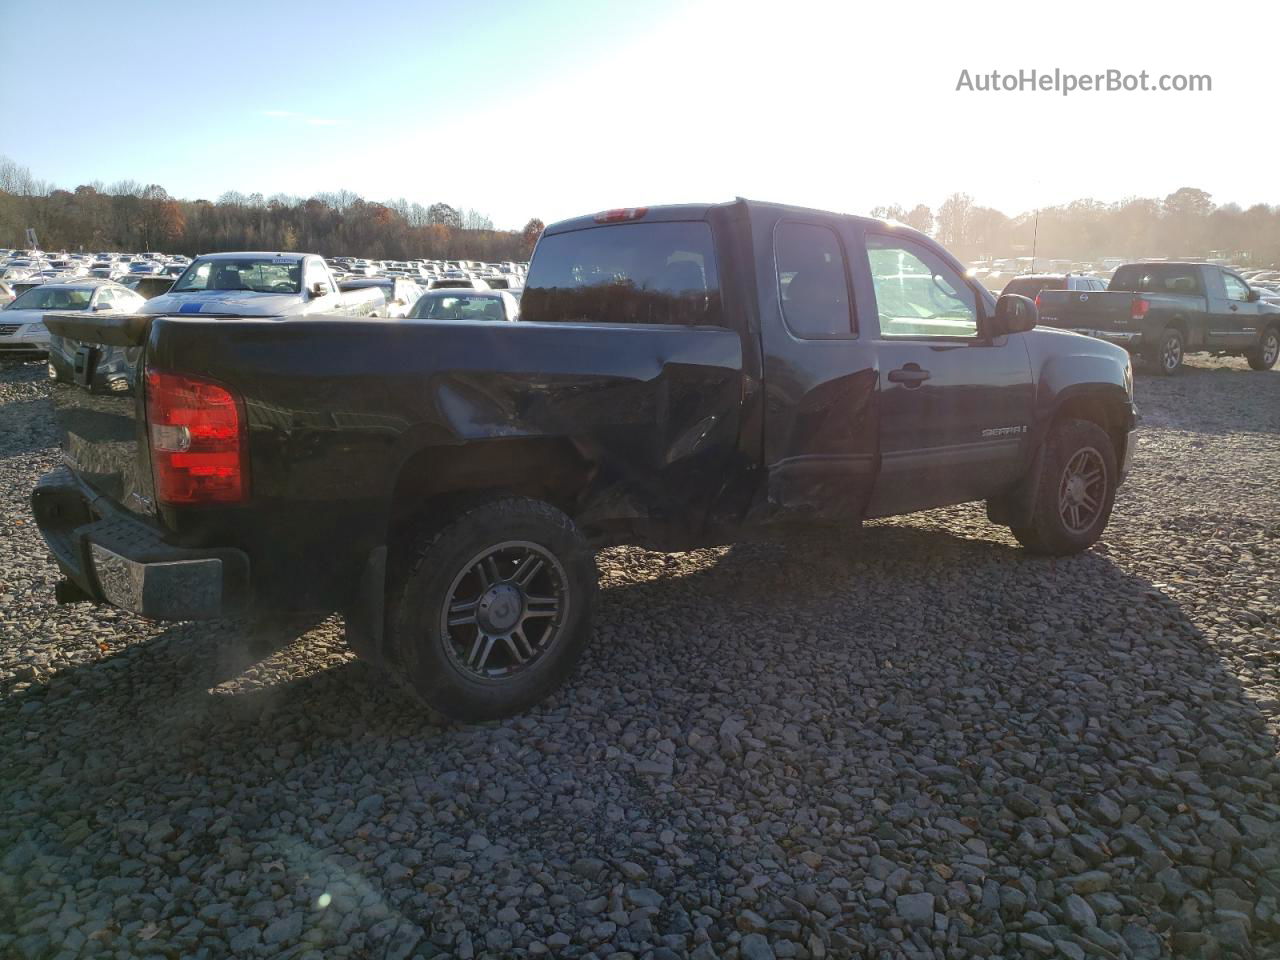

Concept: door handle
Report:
left=888, top=365, right=931, bottom=387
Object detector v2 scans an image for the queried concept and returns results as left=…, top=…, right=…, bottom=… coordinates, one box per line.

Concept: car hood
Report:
left=1024, top=323, right=1129, bottom=354
left=141, top=290, right=303, bottom=316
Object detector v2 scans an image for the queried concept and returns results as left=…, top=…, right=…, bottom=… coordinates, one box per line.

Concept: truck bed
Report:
left=41, top=312, right=746, bottom=614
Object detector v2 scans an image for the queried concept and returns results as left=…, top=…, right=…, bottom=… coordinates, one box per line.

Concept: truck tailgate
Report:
left=44, top=313, right=157, bottom=517
left=1036, top=290, right=1137, bottom=332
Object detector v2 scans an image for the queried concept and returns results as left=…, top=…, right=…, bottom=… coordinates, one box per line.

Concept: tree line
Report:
left=872, top=187, right=1280, bottom=267
left=0, top=156, right=544, bottom=262
left=4, top=155, right=1278, bottom=267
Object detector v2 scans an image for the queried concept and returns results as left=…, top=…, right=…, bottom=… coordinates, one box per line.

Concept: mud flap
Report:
left=344, top=545, right=388, bottom=665
left=987, top=441, right=1045, bottom=529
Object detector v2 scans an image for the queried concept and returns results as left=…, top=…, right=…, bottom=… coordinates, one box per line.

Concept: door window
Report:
left=774, top=221, right=854, bottom=338
left=1222, top=272, right=1250, bottom=301
left=865, top=235, right=978, bottom=338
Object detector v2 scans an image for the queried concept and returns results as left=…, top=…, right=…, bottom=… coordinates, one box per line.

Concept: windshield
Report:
left=172, top=258, right=302, bottom=294
left=409, top=294, right=507, bottom=321
left=7, top=287, right=93, bottom=311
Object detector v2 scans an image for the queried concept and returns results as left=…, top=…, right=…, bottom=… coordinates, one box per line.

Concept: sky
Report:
left=1, top=0, right=1276, bottom=230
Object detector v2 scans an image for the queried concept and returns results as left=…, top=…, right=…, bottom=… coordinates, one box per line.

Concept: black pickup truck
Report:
left=34, top=200, right=1138, bottom=719
left=1037, top=261, right=1280, bottom=374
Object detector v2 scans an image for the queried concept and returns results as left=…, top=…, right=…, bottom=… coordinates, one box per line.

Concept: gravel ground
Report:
left=1, top=356, right=1277, bottom=960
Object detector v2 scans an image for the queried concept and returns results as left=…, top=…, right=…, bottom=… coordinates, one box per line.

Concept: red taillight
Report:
left=593, top=207, right=648, bottom=223
left=145, top=368, right=247, bottom=504
left=1034, top=294, right=1041, bottom=308
left=1131, top=297, right=1150, bottom=320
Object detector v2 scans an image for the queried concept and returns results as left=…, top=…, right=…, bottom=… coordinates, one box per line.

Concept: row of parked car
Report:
left=0, top=248, right=531, bottom=358
left=6, top=241, right=1276, bottom=376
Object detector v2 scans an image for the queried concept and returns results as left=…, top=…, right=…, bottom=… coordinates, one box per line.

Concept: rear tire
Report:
left=1246, top=326, right=1279, bottom=371
left=1147, top=327, right=1184, bottom=375
left=386, top=497, right=596, bottom=721
left=1011, top=419, right=1117, bottom=556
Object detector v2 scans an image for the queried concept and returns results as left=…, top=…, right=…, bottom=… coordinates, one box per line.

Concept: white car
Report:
left=0, top=280, right=145, bottom=359
left=428, top=276, right=491, bottom=291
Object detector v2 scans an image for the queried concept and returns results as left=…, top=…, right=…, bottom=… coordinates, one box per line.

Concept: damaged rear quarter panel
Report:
left=149, top=315, right=746, bottom=572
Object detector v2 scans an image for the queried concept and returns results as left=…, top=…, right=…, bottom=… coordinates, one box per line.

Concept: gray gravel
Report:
left=1, top=355, right=1278, bottom=960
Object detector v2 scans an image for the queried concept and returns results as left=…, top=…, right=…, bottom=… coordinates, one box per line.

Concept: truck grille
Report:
left=0, top=324, right=20, bottom=336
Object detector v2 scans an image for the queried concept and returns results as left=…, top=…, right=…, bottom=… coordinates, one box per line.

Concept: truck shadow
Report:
left=3, top=519, right=1277, bottom=953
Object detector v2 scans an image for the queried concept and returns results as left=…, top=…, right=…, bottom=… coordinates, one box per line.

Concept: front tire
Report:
left=1148, top=327, right=1184, bottom=375
left=1246, top=326, right=1279, bottom=371
left=1011, top=419, right=1118, bottom=556
left=386, top=497, right=596, bottom=721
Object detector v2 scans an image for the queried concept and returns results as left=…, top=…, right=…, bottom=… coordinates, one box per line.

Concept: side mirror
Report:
left=1247, top=288, right=1262, bottom=302
left=311, top=282, right=330, bottom=298
left=989, top=293, right=1038, bottom=337
left=93, top=302, right=113, bottom=312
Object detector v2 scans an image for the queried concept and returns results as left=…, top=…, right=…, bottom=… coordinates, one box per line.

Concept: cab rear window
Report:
left=521, top=222, right=721, bottom=326
left=1003, top=277, right=1063, bottom=298
left=1109, top=265, right=1201, bottom=295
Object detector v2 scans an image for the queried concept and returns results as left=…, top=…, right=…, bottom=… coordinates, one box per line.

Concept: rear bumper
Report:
left=32, top=466, right=250, bottom=619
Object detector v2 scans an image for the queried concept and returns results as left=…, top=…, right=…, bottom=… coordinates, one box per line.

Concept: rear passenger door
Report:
left=754, top=211, right=879, bottom=522
left=851, top=228, right=1035, bottom=517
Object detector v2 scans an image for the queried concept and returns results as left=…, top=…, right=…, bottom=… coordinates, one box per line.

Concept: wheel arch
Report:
left=1048, top=386, right=1132, bottom=469
left=990, top=381, right=1131, bottom=530
left=387, top=437, right=595, bottom=544
left=1163, top=314, right=1192, bottom=348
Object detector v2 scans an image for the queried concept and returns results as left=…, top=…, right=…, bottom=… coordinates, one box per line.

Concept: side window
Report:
left=95, top=289, right=115, bottom=309
left=1160, top=267, right=1200, bottom=295
left=1222, top=272, right=1250, bottom=301
left=187, top=262, right=211, bottom=288
left=774, top=221, right=853, bottom=338
left=521, top=221, right=721, bottom=326
left=865, top=234, right=978, bottom=338
left=304, top=259, right=329, bottom=293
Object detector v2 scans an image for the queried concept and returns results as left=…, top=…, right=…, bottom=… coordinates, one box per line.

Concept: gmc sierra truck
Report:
left=1037, top=261, right=1280, bottom=374
left=34, top=200, right=1138, bottom=720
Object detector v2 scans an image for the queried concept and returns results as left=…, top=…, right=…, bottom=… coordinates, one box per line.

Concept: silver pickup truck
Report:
left=141, top=252, right=386, bottom=318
